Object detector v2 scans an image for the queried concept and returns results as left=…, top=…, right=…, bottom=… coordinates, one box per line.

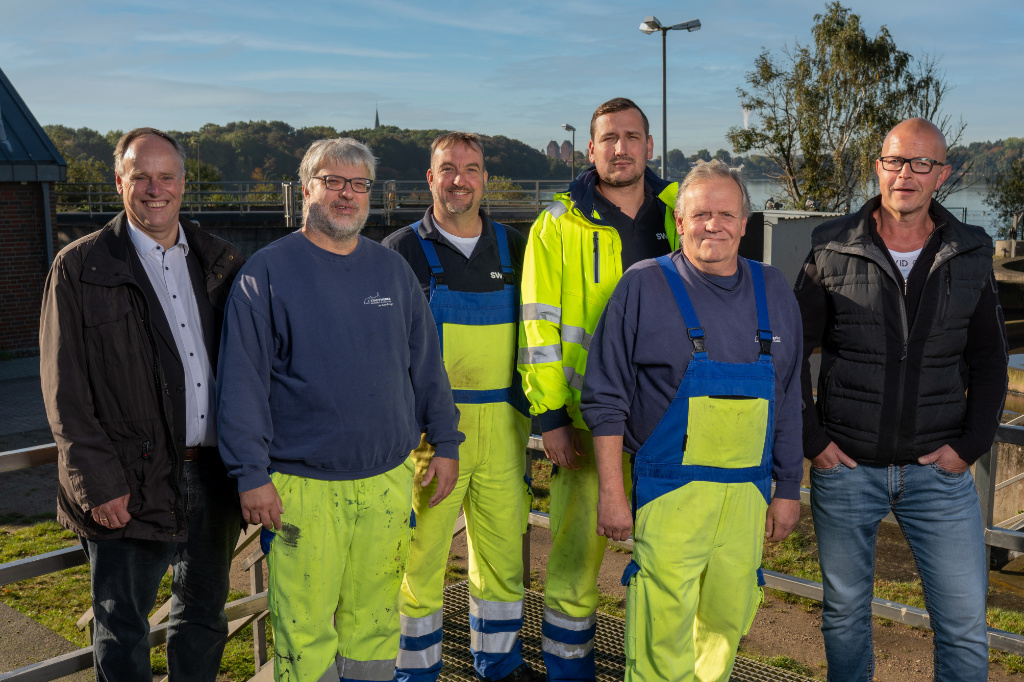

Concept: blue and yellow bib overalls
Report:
left=396, top=221, right=533, bottom=682
left=622, top=255, right=773, bottom=681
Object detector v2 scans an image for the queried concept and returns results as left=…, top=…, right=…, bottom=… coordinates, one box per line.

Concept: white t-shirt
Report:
left=434, top=223, right=480, bottom=259
left=889, top=247, right=922, bottom=281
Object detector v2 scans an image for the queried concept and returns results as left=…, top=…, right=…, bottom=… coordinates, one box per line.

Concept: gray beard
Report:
left=305, top=201, right=365, bottom=242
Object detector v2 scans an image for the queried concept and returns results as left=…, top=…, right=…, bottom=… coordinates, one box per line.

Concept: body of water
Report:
left=746, top=179, right=1000, bottom=238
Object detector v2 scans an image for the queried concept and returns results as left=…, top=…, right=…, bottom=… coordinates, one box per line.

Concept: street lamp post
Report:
left=639, top=15, right=700, bottom=179
left=561, top=123, right=576, bottom=180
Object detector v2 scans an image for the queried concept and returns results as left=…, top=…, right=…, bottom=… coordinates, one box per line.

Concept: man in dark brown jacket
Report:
left=40, top=128, right=244, bottom=681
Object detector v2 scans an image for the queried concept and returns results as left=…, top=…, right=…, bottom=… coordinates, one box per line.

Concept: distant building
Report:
left=0, top=66, right=66, bottom=352
left=546, top=140, right=559, bottom=159
left=560, top=140, right=573, bottom=163
left=374, top=107, right=380, bottom=129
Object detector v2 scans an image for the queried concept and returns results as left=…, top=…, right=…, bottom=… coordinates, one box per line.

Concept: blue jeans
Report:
left=81, top=459, right=241, bottom=682
left=811, top=462, right=988, bottom=682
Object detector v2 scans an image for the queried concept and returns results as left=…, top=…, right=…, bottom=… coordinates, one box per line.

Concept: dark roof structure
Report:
left=0, top=66, right=66, bottom=182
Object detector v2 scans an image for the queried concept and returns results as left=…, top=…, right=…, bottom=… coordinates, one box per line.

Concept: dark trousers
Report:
left=81, top=459, right=242, bottom=682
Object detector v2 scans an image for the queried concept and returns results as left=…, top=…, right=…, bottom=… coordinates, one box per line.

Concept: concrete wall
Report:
left=0, top=182, right=56, bottom=352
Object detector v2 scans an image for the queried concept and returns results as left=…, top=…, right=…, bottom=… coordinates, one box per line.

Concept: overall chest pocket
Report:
left=684, top=395, right=768, bottom=468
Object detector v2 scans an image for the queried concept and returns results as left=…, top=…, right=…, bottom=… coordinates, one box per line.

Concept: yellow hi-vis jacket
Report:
left=518, top=169, right=680, bottom=431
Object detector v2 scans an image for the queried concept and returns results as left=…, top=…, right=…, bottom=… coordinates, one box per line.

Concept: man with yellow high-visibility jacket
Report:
left=518, top=98, right=679, bottom=681
left=385, top=132, right=542, bottom=682
left=587, top=160, right=802, bottom=681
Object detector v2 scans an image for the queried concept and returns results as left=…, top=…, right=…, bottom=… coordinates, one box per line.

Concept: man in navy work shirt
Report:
left=217, top=138, right=463, bottom=682
left=585, top=160, right=802, bottom=681
left=384, top=132, right=540, bottom=682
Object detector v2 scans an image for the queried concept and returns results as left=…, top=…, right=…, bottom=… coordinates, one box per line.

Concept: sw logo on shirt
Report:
left=490, top=272, right=504, bottom=279
left=363, top=293, right=393, bottom=307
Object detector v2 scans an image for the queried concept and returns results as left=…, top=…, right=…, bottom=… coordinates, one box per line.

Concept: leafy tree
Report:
left=986, top=158, right=1024, bottom=238
left=713, top=149, right=733, bottom=165
left=690, top=149, right=712, bottom=163
left=726, top=2, right=967, bottom=212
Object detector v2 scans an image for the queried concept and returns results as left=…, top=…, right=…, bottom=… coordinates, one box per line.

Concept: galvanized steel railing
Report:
left=52, top=180, right=569, bottom=218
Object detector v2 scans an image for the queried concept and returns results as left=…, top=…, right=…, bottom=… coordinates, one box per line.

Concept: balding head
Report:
left=881, top=118, right=947, bottom=162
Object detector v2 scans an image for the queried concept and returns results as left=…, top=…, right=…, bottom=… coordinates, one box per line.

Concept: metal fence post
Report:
left=976, top=441, right=999, bottom=570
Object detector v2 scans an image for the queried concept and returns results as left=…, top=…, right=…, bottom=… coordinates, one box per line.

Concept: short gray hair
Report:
left=299, top=138, right=377, bottom=186
left=113, top=128, right=187, bottom=177
left=675, top=159, right=752, bottom=220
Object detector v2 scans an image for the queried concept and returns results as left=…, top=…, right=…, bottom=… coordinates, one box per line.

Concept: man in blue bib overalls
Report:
left=384, top=132, right=541, bottom=682
left=583, top=160, right=804, bottom=681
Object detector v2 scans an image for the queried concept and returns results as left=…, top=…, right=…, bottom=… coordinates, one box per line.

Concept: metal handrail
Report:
left=52, top=180, right=569, bottom=216
left=4, top=424, right=1024, bottom=679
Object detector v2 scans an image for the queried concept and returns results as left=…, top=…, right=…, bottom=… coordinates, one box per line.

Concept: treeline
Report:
left=44, top=121, right=1023, bottom=185
left=44, top=121, right=572, bottom=184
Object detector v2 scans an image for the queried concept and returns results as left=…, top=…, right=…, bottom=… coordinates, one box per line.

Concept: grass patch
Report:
left=445, top=552, right=468, bottom=584
left=596, top=593, right=625, bottom=619
left=760, top=530, right=821, bottom=583
left=739, top=650, right=819, bottom=677
left=530, top=456, right=552, bottom=514
left=0, top=521, right=273, bottom=680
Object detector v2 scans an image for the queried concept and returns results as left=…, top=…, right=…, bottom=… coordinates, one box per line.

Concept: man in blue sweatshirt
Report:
left=217, top=138, right=464, bottom=682
left=584, top=160, right=802, bottom=681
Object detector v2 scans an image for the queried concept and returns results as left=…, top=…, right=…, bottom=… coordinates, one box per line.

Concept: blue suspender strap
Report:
left=655, top=255, right=707, bottom=359
left=492, top=221, right=515, bottom=285
left=412, top=222, right=447, bottom=286
left=745, top=258, right=773, bottom=358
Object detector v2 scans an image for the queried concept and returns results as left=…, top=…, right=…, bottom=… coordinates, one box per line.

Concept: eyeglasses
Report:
left=878, top=156, right=946, bottom=174
left=313, top=175, right=373, bottom=193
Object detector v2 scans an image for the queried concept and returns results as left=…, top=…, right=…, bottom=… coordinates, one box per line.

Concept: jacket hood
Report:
left=565, top=166, right=673, bottom=222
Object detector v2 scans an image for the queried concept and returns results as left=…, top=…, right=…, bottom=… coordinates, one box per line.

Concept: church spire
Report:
left=374, top=105, right=380, bottom=129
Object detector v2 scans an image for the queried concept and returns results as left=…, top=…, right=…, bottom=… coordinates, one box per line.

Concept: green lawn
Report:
left=0, top=521, right=271, bottom=681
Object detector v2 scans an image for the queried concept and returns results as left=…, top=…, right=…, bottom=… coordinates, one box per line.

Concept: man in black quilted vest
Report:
left=796, top=117, right=1007, bottom=682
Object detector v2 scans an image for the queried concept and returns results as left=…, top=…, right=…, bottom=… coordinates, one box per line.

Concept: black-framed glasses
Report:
left=314, top=175, right=373, bottom=193
left=878, top=156, right=946, bottom=174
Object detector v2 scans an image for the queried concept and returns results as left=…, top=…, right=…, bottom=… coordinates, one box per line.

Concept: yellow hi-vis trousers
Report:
left=265, top=463, right=414, bottom=682
left=542, top=429, right=631, bottom=681
left=626, top=480, right=766, bottom=682
left=398, top=401, right=531, bottom=680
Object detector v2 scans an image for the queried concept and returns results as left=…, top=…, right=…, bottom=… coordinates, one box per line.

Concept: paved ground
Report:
left=0, top=357, right=46, bottom=438
left=0, top=355, right=90, bottom=678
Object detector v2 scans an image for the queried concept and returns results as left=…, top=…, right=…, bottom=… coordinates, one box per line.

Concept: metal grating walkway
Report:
left=437, top=582, right=813, bottom=681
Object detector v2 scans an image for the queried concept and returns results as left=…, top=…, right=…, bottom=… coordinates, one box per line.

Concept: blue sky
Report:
left=3, top=1, right=1022, bottom=156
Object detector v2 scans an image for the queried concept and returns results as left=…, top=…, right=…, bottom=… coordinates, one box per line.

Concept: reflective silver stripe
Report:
left=315, top=659, right=340, bottom=682
left=518, top=344, right=561, bottom=365
left=521, top=302, right=561, bottom=323
left=400, top=610, right=443, bottom=637
left=469, top=595, right=523, bottom=621
left=560, top=324, right=593, bottom=352
left=542, top=637, right=595, bottom=660
left=544, top=202, right=569, bottom=219
left=396, top=642, right=442, bottom=670
left=544, top=606, right=596, bottom=631
left=563, top=366, right=585, bottom=392
left=471, top=629, right=519, bottom=654
left=338, top=657, right=395, bottom=681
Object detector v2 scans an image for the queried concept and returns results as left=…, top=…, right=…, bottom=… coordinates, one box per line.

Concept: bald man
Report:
left=795, top=118, right=1007, bottom=681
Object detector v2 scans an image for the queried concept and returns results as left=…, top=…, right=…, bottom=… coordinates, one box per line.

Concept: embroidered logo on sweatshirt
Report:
left=363, top=292, right=393, bottom=307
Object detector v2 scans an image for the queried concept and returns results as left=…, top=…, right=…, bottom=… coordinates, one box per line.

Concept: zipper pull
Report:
left=593, top=231, right=600, bottom=284
left=945, top=270, right=951, bottom=295
left=142, top=440, right=151, bottom=459
left=901, top=341, right=908, bottom=361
